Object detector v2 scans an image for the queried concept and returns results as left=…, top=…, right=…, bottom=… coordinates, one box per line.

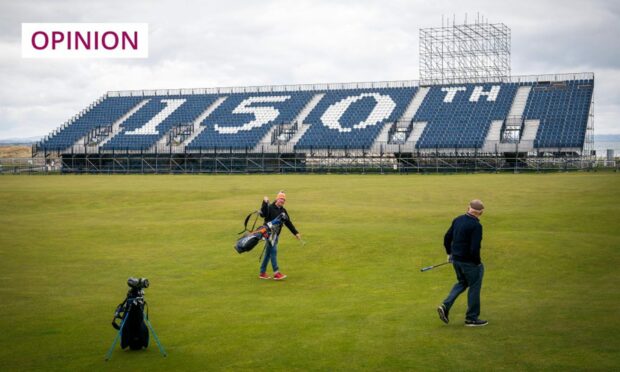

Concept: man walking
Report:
left=258, top=191, right=301, bottom=281
left=437, top=199, right=488, bottom=327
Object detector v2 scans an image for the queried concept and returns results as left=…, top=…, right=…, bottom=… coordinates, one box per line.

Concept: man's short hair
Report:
left=470, top=199, right=484, bottom=211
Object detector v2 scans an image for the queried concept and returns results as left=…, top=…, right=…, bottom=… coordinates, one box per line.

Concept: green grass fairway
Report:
left=1, top=173, right=619, bottom=371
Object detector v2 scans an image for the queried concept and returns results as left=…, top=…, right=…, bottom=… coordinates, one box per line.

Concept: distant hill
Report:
left=0, top=136, right=42, bottom=145
left=594, top=134, right=620, bottom=142
left=0, top=145, right=32, bottom=158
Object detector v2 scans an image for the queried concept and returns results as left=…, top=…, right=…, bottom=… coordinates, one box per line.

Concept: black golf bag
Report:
left=112, top=291, right=149, bottom=350
left=235, top=212, right=287, bottom=254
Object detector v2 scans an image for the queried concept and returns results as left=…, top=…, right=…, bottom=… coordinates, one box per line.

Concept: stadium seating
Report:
left=523, top=80, right=593, bottom=148
left=38, top=77, right=594, bottom=153
left=40, top=96, right=143, bottom=151
left=414, top=83, right=519, bottom=149
left=102, top=95, right=220, bottom=151
left=295, top=87, right=417, bottom=150
left=187, top=92, right=314, bottom=150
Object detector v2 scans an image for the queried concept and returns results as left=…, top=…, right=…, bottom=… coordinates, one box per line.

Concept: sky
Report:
left=0, top=0, right=619, bottom=139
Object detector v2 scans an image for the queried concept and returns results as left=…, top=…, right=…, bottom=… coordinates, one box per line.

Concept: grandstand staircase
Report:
left=401, top=87, right=430, bottom=123
left=368, top=122, right=395, bottom=154
left=520, top=120, right=540, bottom=144
left=96, top=99, right=150, bottom=149
left=406, top=122, right=427, bottom=148
left=481, top=120, right=505, bottom=153
left=255, top=93, right=325, bottom=153
left=507, top=86, right=531, bottom=117
left=166, top=96, right=227, bottom=152
left=86, top=125, right=113, bottom=146
left=509, top=84, right=538, bottom=151
left=164, top=123, right=194, bottom=147
left=376, top=86, right=429, bottom=152
left=268, top=122, right=299, bottom=146
left=484, top=86, right=535, bottom=153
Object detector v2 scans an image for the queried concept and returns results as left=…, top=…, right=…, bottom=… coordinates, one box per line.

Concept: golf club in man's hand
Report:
left=420, top=255, right=452, bottom=272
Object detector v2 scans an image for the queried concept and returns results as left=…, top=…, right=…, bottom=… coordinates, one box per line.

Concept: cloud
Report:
left=0, top=0, right=619, bottom=138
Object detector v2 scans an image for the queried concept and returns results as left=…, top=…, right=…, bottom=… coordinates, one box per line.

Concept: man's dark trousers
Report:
left=442, top=261, right=484, bottom=321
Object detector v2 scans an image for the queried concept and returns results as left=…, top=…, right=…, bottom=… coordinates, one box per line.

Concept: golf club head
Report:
left=420, top=266, right=433, bottom=272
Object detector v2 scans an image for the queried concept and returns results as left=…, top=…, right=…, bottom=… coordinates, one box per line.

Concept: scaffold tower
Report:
left=420, top=16, right=511, bottom=84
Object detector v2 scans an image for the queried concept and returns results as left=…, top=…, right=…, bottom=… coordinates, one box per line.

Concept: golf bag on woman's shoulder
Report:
left=235, top=212, right=288, bottom=254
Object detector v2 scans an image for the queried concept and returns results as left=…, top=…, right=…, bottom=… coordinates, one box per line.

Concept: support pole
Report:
left=144, top=317, right=167, bottom=357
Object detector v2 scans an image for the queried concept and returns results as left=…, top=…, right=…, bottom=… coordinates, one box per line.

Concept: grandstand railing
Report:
left=107, top=72, right=594, bottom=98
left=44, top=152, right=614, bottom=175
left=10, top=153, right=619, bottom=175
left=40, top=94, right=107, bottom=144
left=48, top=140, right=587, bottom=157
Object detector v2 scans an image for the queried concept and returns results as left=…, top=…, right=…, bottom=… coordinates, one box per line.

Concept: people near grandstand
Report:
left=437, top=199, right=488, bottom=327
left=258, top=191, right=301, bottom=280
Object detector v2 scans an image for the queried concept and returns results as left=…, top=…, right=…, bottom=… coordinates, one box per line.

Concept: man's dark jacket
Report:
left=444, top=213, right=483, bottom=265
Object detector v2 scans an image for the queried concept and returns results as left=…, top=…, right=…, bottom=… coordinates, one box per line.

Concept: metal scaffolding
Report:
left=420, top=17, right=511, bottom=85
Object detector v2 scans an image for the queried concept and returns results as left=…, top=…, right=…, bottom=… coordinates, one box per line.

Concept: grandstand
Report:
left=33, top=73, right=594, bottom=173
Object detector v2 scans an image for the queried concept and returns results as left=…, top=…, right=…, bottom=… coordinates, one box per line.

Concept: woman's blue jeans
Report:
left=260, top=237, right=279, bottom=273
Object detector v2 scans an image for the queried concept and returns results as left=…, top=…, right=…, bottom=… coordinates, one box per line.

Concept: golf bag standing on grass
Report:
left=105, top=278, right=167, bottom=361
